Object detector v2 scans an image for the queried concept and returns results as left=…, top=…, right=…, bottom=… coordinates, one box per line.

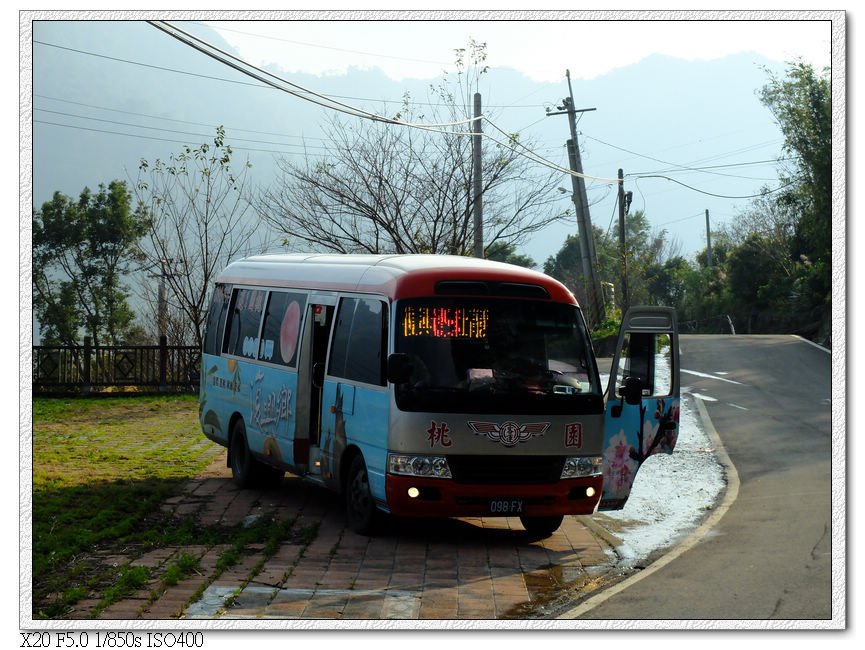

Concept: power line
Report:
left=585, top=133, right=785, bottom=181
left=35, top=93, right=330, bottom=141
left=148, top=20, right=482, bottom=131
left=149, top=21, right=622, bottom=185
left=654, top=211, right=706, bottom=228
left=684, top=139, right=785, bottom=167
left=36, top=26, right=794, bottom=202
left=628, top=174, right=799, bottom=200
left=482, top=117, right=619, bottom=183
left=198, top=21, right=453, bottom=67
left=37, top=92, right=569, bottom=160
left=34, top=38, right=554, bottom=111
left=41, top=92, right=785, bottom=181
left=605, top=195, right=619, bottom=237
left=39, top=91, right=789, bottom=195
left=34, top=107, right=332, bottom=151
left=33, top=119, right=332, bottom=157
left=628, top=157, right=793, bottom=177
left=34, top=39, right=268, bottom=90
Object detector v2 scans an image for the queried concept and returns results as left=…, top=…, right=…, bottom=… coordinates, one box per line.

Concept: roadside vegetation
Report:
left=543, top=61, right=831, bottom=344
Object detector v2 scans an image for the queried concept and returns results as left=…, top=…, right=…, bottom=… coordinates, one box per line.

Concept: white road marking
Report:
left=682, top=368, right=743, bottom=385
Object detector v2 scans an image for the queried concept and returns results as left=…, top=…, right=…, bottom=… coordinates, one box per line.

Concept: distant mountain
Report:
left=31, top=20, right=786, bottom=264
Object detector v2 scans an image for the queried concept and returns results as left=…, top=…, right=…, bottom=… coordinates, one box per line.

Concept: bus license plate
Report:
left=489, top=498, right=523, bottom=514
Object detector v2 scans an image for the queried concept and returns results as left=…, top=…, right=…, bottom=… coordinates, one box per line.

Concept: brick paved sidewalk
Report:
left=87, top=453, right=618, bottom=621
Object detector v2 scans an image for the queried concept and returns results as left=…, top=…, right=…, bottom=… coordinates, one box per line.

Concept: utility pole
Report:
left=617, top=169, right=629, bottom=312
left=705, top=209, right=714, bottom=268
left=567, top=138, right=594, bottom=307
left=145, top=258, right=177, bottom=340
left=157, top=272, right=167, bottom=339
left=472, top=92, right=483, bottom=259
left=546, top=70, right=603, bottom=324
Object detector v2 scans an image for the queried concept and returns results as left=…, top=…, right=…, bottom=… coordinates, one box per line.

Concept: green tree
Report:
left=484, top=241, right=536, bottom=268
left=677, top=263, right=734, bottom=334
left=544, top=212, right=680, bottom=325
left=645, top=256, right=691, bottom=309
left=724, top=232, right=802, bottom=333
left=33, top=181, right=146, bottom=346
left=758, top=61, right=831, bottom=339
left=610, top=210, right=682, bottom=307
left=695, top=231, right=733, bottom=270
left=543, top=232, right=598, bottom=313
left=759, top=61, right=831, bottom=268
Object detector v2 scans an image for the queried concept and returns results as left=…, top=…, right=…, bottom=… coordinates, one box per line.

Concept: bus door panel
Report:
left=316, top=296, right=390, bottom=494
left=320, top=381, right=390, bottom=498
left=294, top=301, right=335, bottom=470
left=599, top=306, right=680, bottom=511
left=318, top=381, right=354, bottom=486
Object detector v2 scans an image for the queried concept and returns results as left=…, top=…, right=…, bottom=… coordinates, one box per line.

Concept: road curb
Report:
left=557, top=395, right=741, bottom=619
left=576, top=514, right=625, bottom=558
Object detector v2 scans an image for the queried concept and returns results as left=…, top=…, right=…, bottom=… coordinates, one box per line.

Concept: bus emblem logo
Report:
left=467, top=421, right=550, bottom=447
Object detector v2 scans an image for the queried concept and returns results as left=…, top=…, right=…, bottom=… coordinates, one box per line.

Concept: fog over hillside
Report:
left=32, top=20, right=788, bottom=266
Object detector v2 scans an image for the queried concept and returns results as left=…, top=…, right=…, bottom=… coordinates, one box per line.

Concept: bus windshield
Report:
left=394, top=298, right=602, bottom=414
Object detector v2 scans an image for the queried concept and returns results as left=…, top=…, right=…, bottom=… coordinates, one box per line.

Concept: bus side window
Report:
left=203, top=283, right=231, bottom=355
left=329, top=298, right=388, bottom=386
left=257, top=291, right=307, bottom=367
left=224, top=288, right=267, bottom=358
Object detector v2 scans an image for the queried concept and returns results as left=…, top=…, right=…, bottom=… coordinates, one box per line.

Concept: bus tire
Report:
left=230, top=420, right=284, bottom=488
left=519, top=515, right=564, bottom=538
left=345, top=455, right=380, bottom=535
left=230, top=420, right=256, bottom=488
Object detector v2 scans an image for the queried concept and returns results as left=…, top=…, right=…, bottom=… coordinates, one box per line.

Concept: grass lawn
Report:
left=30, top=394, right=223, bottom=618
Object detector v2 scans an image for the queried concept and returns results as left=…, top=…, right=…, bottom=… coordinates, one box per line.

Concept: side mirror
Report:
left=621, top=376, right=643, bottom=405
left=387, top=353, right=413, bottom=384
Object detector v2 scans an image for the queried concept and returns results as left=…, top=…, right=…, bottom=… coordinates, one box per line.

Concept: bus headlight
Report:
left=561, top=456, right=603, bottom=478
left=388, top=453, right=452, bottom=479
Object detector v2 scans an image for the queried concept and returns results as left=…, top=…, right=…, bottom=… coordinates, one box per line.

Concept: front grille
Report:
left=447, top=455, right=565, bottom=485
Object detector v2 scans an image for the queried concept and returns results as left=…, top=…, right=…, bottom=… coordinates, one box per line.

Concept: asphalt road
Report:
left=565, top=334, right=835, bottom=622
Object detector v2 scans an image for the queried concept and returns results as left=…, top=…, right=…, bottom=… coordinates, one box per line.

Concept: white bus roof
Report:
left=216, top=253, right=577, bottom=303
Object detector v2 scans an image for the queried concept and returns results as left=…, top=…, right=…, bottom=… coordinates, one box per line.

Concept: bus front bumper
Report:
left=384, top=473, right=604, bottom=518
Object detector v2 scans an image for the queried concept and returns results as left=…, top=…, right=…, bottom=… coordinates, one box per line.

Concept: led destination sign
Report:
left=401, top=305, right=489, bottom=339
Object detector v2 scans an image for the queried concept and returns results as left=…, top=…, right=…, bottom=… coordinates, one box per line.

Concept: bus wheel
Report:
left=230, top=420, right=255, bottom=488
left=345, top=455, right=380, bottom=535
left=519, top=515, right=564, bottom=538
left=230, top=420, right=283, bottom=488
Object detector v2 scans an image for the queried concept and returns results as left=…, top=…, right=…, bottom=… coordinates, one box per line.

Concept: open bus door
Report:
left=599, top=306, right=680, bottom=511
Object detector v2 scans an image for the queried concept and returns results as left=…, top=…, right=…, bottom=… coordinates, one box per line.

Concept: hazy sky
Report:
left=21, top=11, right=841, bottom=264
left=205, top=17, right=833, bottom=83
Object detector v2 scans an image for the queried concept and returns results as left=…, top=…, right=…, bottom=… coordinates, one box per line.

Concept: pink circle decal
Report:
left=280, top=301, right=301, bottom=364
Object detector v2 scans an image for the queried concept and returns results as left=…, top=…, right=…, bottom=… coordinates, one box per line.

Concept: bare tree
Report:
left=256, top=43, right=570, bottom=256
left=132, top=127, right=264, bottom=347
